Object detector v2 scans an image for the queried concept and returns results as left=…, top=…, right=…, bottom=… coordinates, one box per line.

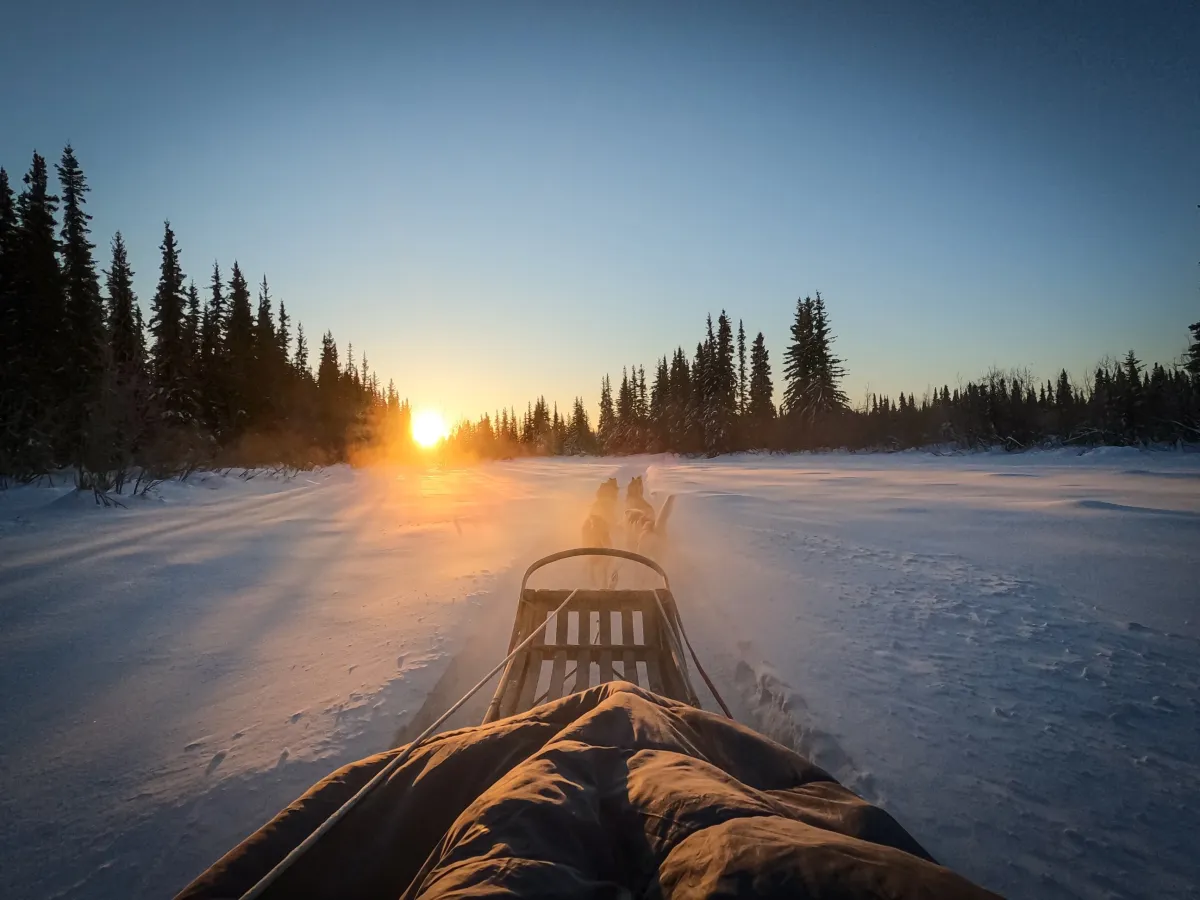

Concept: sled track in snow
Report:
left=391, top=587, right=516, bottom=746
left=732, top=649, right=879, bottom=804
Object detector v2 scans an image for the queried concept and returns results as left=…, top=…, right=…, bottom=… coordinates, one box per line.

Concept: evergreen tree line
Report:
left=4, top=146, right=1197, bottom=479
left=448, top=293, right=1200, bottom=458
left=0, top=147, right=412, bottom=489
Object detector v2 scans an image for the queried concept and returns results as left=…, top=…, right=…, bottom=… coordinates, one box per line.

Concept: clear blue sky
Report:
left=2, top=1, right=1197, bottom=419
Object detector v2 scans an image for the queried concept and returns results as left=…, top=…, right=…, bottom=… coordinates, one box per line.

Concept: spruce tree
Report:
left=224, top=262, right=254, bottom=428
left=56, top=145, right=106, bottom=462
left=255, top=276, right=275, bottom=351
left=0, top=168, right=16, bottom=438
left=203, top=262, right=225, bottom=359
left=567, top=396, right=592, bottom=454
left=737, top=318, right=747, bottom=415
left=198, top=262, right=225, bottom=430
left=317, top=331, right=340, bottom=389
left=650, top=356, right=669, bottom=445
left=690, top=340, right=709, bottom=452
left=1186, top=320, right=1200, bottom=378
left=809, top=292, right=848, bottom=414
left=782, top=293, right=847, bottom=432
left=1055, top=369, right=1072, bottom=407
left=134, top=305, right=147, bottom=356
left=668, top=347, right=692, bottom=450
left=782, top=296, right=814, bottom=419
left=1190, top=205, right=1200, bottom=378
left=747, top=331, right=775, bottom=424
left=184, top=280, right=203, bottom=420
left=184, top=281, right=200, bottom=366
left=0, top=167, right=13, bottom=268
left=100, top=231, right=147, bottom=473
left=252, top=276, right=278, bottom=424
left=597, top=375, right=616, bottom=450
left=104, top=233, right=142, bottom=376
left=199, top=294, right=212, bottom=377
left=636, top=365, right=648, bottom=423
left=148, top=221, right=189, bottom=417
left=615, top=368, right=634, bottom=450
left=531, top=396, right=550, bottom=443
left=16, top=153, right=66, bottom=363
left=10, top=152, right=66, bottom=468
left=710, top=310, right=736, bottom=452
left=293, top=322, right=309, bottom=375
left=315, top=331, right=343, bottom=448
left=275, top=300, right=294, bottom=424
left=551, top=400, right=564, bottom=453
left=276, top=300, right=291, bottom=368
left=1121, top=350, right=1144, bottom=440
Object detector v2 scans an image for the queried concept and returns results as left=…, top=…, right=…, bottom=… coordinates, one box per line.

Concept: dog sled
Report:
left=483, top=547, right=711, bottom=721
left=177, top=544, right=995, bottom=900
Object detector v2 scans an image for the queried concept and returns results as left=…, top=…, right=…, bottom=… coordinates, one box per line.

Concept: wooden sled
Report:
left=482, top=548, right=702, bottom=723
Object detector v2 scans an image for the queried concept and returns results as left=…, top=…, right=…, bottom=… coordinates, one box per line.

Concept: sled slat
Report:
left=598, top=608, right=613, bottom=683
left=513, top=648, right=542, bottom=715
left=522, top=589, right=673, bottom=612
left=488, top=575, right=694, bottom=721
left=548, top=603, right=570, bottom=700
left=495, top=602, right=533, bottom=715
left=499, top=604, right=536, bottom=719
left=641, top=596, right=666, bottom=693
left=513, top=605, right=548, bottom=715
left=576, top=610, right=591, bottom=690
left=512, top=646, right=657, bottom=661
left=620, top=608, right=638, bottom=686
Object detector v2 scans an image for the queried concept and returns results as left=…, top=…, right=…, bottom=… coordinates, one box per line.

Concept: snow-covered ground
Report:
left=1, top=450, right=1197, bottom=899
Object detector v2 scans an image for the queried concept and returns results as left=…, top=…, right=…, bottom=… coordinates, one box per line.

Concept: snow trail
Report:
left=0, top=464, right=594, bottom=898
left=654, top=454, right=1200, bottom=898
left=1, top=450, right=1197, bottom=899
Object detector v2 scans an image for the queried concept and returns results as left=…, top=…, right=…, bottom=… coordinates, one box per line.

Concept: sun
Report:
left=411, top=410, right=448, bottom=448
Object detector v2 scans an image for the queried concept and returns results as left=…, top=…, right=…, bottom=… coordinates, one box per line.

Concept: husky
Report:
left=623, top=476, right=674, bottom=555
left=625, top=476, right=654, bottom=517
left=581, top=478, right=620, bottom=587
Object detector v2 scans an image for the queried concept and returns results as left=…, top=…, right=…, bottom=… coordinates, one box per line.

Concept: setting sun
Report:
left=411, top=410, right=449, bottom=448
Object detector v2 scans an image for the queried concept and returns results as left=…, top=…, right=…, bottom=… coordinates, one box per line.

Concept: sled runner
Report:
left=483, top=547, right=702, bottom=722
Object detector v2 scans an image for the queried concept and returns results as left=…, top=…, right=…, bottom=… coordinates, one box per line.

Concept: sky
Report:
left=2, top=1, right=1197, bottom=420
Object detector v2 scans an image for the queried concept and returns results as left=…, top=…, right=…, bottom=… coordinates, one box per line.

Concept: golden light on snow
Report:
left=412, top=410, right=449, bottom=448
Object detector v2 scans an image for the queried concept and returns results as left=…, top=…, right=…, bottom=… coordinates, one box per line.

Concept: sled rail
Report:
left=518, top=546, right=671, bottom=591
left=483, top=549, right=698, bottom=722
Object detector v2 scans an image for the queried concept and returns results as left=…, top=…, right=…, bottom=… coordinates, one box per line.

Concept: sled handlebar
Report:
left=519, top=547, right=671, bottom=593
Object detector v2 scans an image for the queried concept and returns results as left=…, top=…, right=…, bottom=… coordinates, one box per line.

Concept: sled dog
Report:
left=623, top=476, right=674, bottom=554
left=581, top=478, right=620, bottom=586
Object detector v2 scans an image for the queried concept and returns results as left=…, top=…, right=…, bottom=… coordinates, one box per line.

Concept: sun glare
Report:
left=412, top=410, right=448, bottom=448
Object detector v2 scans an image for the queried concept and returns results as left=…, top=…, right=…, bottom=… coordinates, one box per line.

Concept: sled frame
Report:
left=482, top=548, right=700, bottom=723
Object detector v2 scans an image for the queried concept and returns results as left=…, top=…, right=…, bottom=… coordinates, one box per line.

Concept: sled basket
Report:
left=482, top=548, right=701, bottom=722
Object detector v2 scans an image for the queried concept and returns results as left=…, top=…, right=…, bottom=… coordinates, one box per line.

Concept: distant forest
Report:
left=0, top=147, right=411, bottom=492
left=1, top=147, right=1199, bottom=493
left=447, top=298, right=1200, bottom=459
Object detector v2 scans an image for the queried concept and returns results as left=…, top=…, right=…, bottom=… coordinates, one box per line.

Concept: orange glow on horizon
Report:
left=411, top=410, right=449, bottom=448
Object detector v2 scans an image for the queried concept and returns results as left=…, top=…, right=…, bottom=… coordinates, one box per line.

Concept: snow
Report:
left=1, top=450, right=1197, bottom=899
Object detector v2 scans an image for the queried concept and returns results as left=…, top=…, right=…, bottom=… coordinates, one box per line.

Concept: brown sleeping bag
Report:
left=177, top=681, right=997, bottom=899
